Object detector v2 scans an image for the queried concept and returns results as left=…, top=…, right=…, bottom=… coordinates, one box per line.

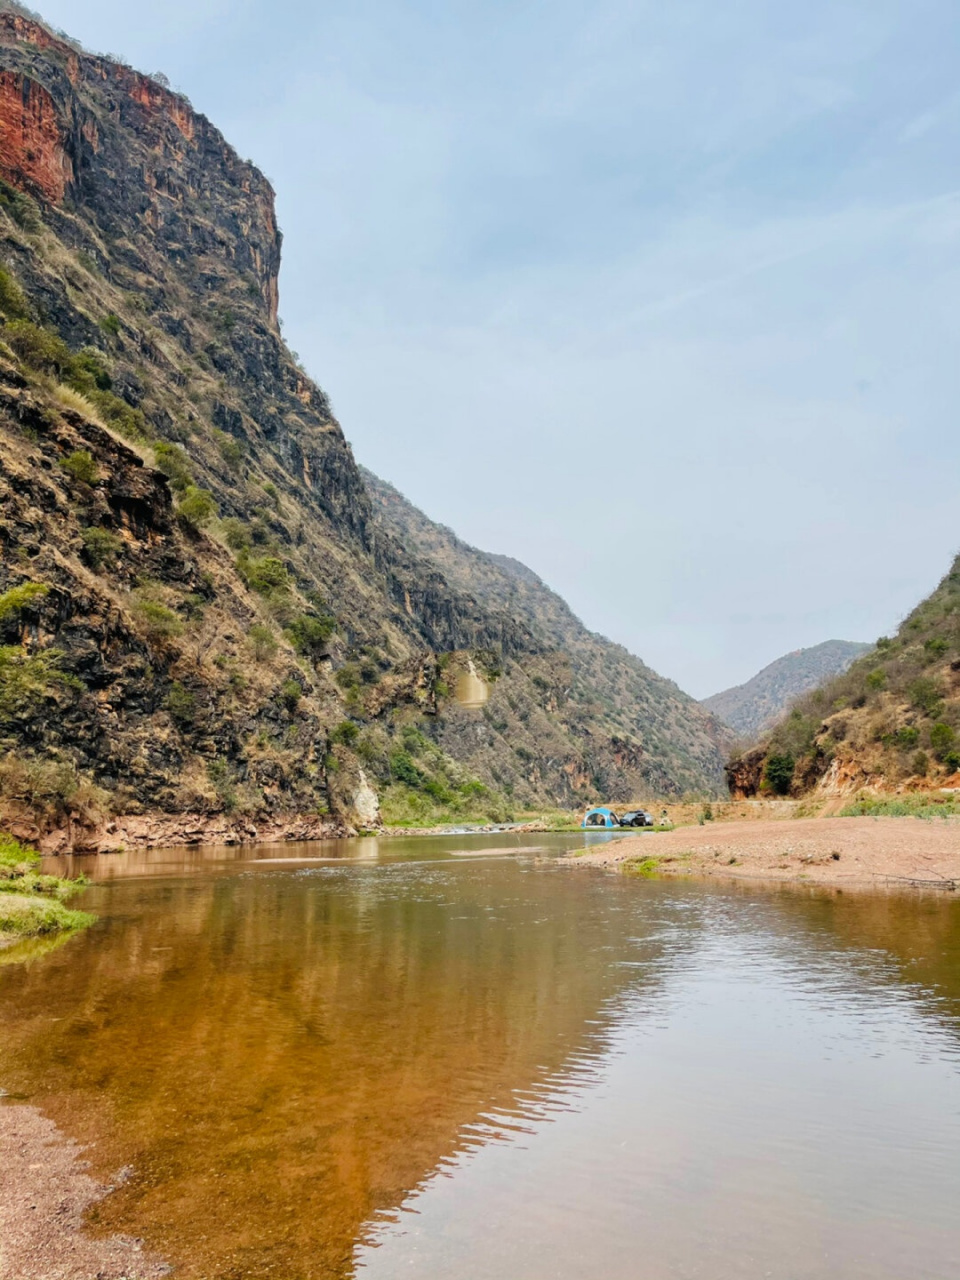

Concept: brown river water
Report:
left=1, top=831, right=959, bottom=1279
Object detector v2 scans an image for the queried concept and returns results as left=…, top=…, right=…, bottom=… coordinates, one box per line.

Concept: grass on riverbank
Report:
left=0, top=833, right=94, bottom=946
left=839, top=793, right=960, bottom=819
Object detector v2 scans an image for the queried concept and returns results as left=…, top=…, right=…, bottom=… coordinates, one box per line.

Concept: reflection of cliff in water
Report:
left=764, top=883, right=960, bottom=1033
left=0, top=861, right=687, bottom=1280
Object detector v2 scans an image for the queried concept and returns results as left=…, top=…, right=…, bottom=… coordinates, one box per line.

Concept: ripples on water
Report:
left=1, top=837, right=958, bottom=1279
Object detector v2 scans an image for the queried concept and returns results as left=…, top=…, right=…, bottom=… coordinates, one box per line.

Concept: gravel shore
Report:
left=566, top=815, right=960, bottom=889
left=0, top=1102, right=169, bottom=1280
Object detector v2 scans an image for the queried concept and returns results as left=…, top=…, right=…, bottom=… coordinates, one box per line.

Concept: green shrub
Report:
left=81, top=526, right=123, bottom=569
left=767, top=708, right=820, bottom=759
left=280, top=679, right=302, bottom=711
left=401, top=725, right=429, bottom=755
left=87, top=388, right=147, bottom=441
left=247, top=517, right=270, bottom=546
left=930, top=722, right=956, bottom=761
left=153, top=442, right=193, bottom=493
left=0, top=581, right=47, bottom=623
left=286, top=613, right=334, bottom=658
left=177, top=485, right=218, bottom=528
left=423, top=777, right=453, bottom=803
left=0, top=646, right=76, bottom=720
left=894, top=725, right=920, bottom=749
left=221, top=518, right=250, bottom=551
left=908, top=677, right=944, bottom=717
left=165, top=681, right=196, bottom=726
left=4, top=319, right=73, bottom=374
left=459, top=779, right=488, bottom=798
left=764, top=753, right=795, bottom=796
left=912, top=750, right=929, bottom=776
left=865, top=669, right=886, bottom=691
left=129, top=597, right=183, bottom=642
left=60, top=450, right=99, bottom=485
left=99, top=313, right=121, bottom=336
left=248, top=623, right=278, bottom=663
left=389, top=749, right=422, bottom=787
left=329, top=720, right=359, bottom=747
left=0, top=265, right=27, bottom=319
left=0, top=178, right=41, bottom=232
left=924, top=637, right=949, bottom=659
left=238, top=554, right=289, bottom=596
left=66, top=348, right=112, bottom=394
left=334, top=663, right=360, bottom=690
left=215, top=430, right=244, bottom=468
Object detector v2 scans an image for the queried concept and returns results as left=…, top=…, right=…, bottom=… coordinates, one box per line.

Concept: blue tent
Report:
left=582, top=806, right=620, bottom=828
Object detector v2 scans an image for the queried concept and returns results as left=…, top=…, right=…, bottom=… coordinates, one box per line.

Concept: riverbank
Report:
left=2, top=810, right=348, bottom=855
left=566, top=816, right=960, bottom=889
left=0, top=835, right=94, bottom=949
left=8, top=812, right=583, bottom=854
left=0, top=1103, right=169, bottom=1280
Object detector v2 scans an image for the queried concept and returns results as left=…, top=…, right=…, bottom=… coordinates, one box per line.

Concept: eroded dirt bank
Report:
left=3, top=811, right=348, bottom=855
left=0, top=1102, right=169, bottom=1280
left=567, top=816, right=960, bottom=888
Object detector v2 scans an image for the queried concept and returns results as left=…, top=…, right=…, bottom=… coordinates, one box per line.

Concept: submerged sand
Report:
left=567, top=815, right=960, bottom=888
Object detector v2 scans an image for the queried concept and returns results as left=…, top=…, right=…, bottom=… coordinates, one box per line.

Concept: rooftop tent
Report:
left=582, top=806, right=620, bottom=828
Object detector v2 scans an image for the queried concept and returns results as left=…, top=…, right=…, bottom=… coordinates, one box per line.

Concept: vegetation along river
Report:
left=1, top=832, right=959, bottom=1279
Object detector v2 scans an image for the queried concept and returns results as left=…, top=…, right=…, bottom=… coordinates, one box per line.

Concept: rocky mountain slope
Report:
left=703, top=640, right=871, bottom=740
left=0, top=7, right=726, bottom=845
left=362, top=468, right=730, bottom=796
left=728, top=556, right=960, bottom=798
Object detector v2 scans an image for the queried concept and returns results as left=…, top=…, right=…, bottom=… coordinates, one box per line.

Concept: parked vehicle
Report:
left=619, top=810, right=655, bottom=828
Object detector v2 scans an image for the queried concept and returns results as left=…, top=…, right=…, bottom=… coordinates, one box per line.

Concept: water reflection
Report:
left=42, top=830, right=625, bottom=881
left=0, top=848, right=958, bottom=1280
left=0, top=851, right=672, bottom=1279
left=356, top=883, right=960, bottom=1280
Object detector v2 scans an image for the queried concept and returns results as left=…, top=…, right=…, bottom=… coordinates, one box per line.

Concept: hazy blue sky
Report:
left=39, top=0, right=960, bottom=696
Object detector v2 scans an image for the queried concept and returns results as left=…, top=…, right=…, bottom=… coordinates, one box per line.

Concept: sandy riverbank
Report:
left=0, top=1102, right=169, bottom=1280
left=566, top=816, right=960, bottom=889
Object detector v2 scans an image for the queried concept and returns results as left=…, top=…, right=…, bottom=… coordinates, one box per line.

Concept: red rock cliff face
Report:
left=0, top=68, right=73, bottom=201
left=0, top=12, right=281, bottom=325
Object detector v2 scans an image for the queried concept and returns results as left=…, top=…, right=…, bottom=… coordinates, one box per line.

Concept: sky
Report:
left=36, top=0, right=960, bottom=697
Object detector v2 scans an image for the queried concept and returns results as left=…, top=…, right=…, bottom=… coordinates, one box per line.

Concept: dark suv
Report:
left=619, top=810, right=654, bottom=828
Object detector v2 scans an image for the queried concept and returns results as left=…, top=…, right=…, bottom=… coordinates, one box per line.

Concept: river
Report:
left=1, top=832, right=958, bottom=1279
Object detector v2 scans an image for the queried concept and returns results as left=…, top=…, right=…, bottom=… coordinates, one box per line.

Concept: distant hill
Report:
left=702, top=640, right=872, bottom=740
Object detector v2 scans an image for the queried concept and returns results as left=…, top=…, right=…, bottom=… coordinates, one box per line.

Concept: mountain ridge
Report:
left=703, top=639, right=871, bottom=741
left=0, top=7, right=726, bottom=845
left=361, top=466, right=731, bottom=796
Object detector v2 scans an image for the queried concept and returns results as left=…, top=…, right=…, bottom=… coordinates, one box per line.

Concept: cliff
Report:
left=0, top=8, right=727, bottom=846
left=703, top=639, right=871, bottom=741
left=728, top=555, right=960, bottom=799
